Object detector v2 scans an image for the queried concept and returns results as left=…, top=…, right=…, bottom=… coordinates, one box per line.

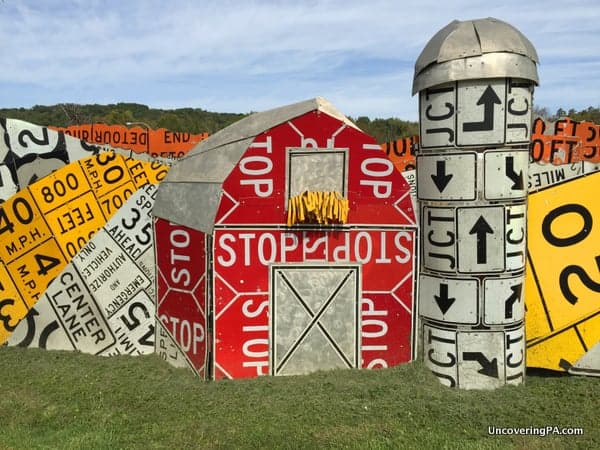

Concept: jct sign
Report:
left=413, top=18, right=538, bottom=389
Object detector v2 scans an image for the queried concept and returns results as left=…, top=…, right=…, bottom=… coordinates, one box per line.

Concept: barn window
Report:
left=285, top=148, right=349, bottom=226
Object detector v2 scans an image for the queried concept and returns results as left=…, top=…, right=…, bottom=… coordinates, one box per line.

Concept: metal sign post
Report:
left=413, top=18, right=539, bottom=389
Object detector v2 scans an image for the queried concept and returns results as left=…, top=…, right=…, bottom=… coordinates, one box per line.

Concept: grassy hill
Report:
left=0, top=346, right=597, bottom=449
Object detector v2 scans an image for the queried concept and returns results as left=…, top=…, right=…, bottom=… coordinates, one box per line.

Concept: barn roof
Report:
left=153, top=97, right=360, bottom=233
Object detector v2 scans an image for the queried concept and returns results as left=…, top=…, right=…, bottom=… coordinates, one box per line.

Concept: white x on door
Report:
left=269, top=264, right=361, bottom=376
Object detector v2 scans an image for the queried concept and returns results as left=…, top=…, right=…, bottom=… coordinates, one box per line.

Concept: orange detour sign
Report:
left=530, top=117, right=600, bottom=165
left=50, top=124, right=208, bottom=159
left=380, top=136, right=418, bottom=173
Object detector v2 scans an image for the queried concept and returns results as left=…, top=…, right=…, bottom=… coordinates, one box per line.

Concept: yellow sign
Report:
left=0, top=151, right=169, bottom=343
left=526, top=171, right=600, bottom=369
left=527, top=312, right=600, bottom=371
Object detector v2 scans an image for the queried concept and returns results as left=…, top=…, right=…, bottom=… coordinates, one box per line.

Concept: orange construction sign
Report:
left=50, top=123, right=208, bottom=159
left=380, top=135, right=418, bottom=172
left=379, top=116, right=600, bottom=170
left=530, top=117, right=600, bottom=165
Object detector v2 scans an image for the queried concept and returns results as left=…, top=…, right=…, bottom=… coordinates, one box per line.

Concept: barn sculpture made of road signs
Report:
left=2, top=110, right=599, bottom=381
left=152, top=97, right=418, bottom=380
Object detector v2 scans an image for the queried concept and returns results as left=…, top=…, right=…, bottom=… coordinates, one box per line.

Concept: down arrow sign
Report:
left=462, top=352, right=499, bottom=378
left=431, top=160, right=453, bottom=193
left=434, top=283, right=455, bottom=315
left=505, top=156, right=524, bottom=190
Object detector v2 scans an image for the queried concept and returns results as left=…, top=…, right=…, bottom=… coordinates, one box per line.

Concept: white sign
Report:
left=421, top=206, right=456, bottom=272
left=419, top=273, right=478, bottom=324
left=419, top=82, right=456, bottom=148
left=484, top=149, right=529, bottom=200
left=457, top=206, right=505, bottom=273
left=505, top=326, right=525, bottom=385
left=505, top=79, right=533, bottom=144
left=423, top=324, right=458, bottom=388
left=528, top=161, right=583, bottom=192
left=423, top=324, right=525, bottom=389
left=457, top=331, right=505, bottom=390
left=483, top=275, right=525, bottom=325
left=456, top=80, right=506, bottom=146
left=505, top=203, right=527, bottom=272
left=420, top=79, right=534, bottom=148
left=417, top=152, right=476, bottom=201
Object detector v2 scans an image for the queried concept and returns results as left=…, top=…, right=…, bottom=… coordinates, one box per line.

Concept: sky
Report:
left=1, top=0, right=599, bottom=121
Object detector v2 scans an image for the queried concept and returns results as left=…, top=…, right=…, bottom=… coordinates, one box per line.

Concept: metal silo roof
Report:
left=413, top=17, right=539, bottom=94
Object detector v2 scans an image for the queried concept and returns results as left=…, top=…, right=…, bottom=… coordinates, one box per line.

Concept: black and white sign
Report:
left=505, top=79, right=533, bottom=144
left=423, top=324, right=458, bottom=388
left=420, top=79, right=534, bottom=148
left=417, top=153, right=476, bottom=201
left=505, top=326, right=525, bottom=385
left=528, top=161, right=583, bottom=192
left=484, top=150, right=528, bottom=200
left=483, top=275, right=525, bottom=325
left=423, top=324, right=526, bottom=389
left=456, top=80, right=506, bottom=146
left=419, top=82, right=456, bottom=148
left=421, top=206, right=456, bottom=272
left=457, top=331, right=505, bottom=390
left=505, top=203, right=527, bottom=272
left=457, top=206, right=505, bottom=273
left=419, top=273, right=478, bottom=324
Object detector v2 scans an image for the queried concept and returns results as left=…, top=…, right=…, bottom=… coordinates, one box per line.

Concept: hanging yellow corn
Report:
left=286, top=190, right=349, bottom=226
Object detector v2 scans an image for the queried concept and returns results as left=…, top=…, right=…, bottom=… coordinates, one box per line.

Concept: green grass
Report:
left=0, top=346, right=597, bottom=449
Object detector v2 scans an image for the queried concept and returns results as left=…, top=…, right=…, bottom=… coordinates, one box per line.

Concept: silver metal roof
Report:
left=413, top=17, right=539, bottom=94
left=153, top=97, right=360, bottom=233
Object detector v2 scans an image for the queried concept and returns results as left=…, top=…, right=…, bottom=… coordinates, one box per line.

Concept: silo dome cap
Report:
left=412, top=17, right=539, bottom=95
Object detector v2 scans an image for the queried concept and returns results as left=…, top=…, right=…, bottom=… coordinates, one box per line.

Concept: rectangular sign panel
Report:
left=419, top=273, right=478, bottom=324
left=423, top=323, right=525, bottom=389
left=419, top=83, right=457, bottom=149
left=456, top=79, right=506, bottom=146
left=484, top=149, right=528, bottom=200
left=417, top=153, right=476, bottom=201
left=457, top=206, right=505, bottom=273
left=270, top=265, right=360, bottom=376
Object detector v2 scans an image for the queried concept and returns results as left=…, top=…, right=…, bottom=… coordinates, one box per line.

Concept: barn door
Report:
left=269, top=264, right=361, bottom=376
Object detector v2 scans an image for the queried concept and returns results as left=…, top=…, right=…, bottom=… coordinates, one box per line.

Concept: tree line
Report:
left=1, top=103, right=598, bottom=144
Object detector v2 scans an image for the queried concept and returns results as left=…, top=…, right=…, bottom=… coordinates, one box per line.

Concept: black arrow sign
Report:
left=462, top=85, right=502, bottom=132
left=505, top=156, right=524, bottom=190
left=469, top=216, right=494, bottom=264
left=462, top=352, right=499, bottom=378
left=434, top=283, right=455, bottom=315
left=505, top=283, right=522, bottom=319
left=431, top=160, right=453, bottom=192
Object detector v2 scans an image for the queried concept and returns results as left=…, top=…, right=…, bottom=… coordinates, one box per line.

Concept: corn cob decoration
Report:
left=286, top=191, right=349, bottom=226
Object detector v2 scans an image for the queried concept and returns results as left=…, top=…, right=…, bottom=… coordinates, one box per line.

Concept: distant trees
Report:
left=534, top=105, right=600, bottom=124
left=352, top=116, right=419, bottom=143
left=1, top=103, right=598, bottom=143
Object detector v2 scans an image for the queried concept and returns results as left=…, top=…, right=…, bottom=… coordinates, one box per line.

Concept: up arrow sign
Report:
left=462, top=85, right=502, bottom=132
left=469, top=216, right=494, bottom=264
